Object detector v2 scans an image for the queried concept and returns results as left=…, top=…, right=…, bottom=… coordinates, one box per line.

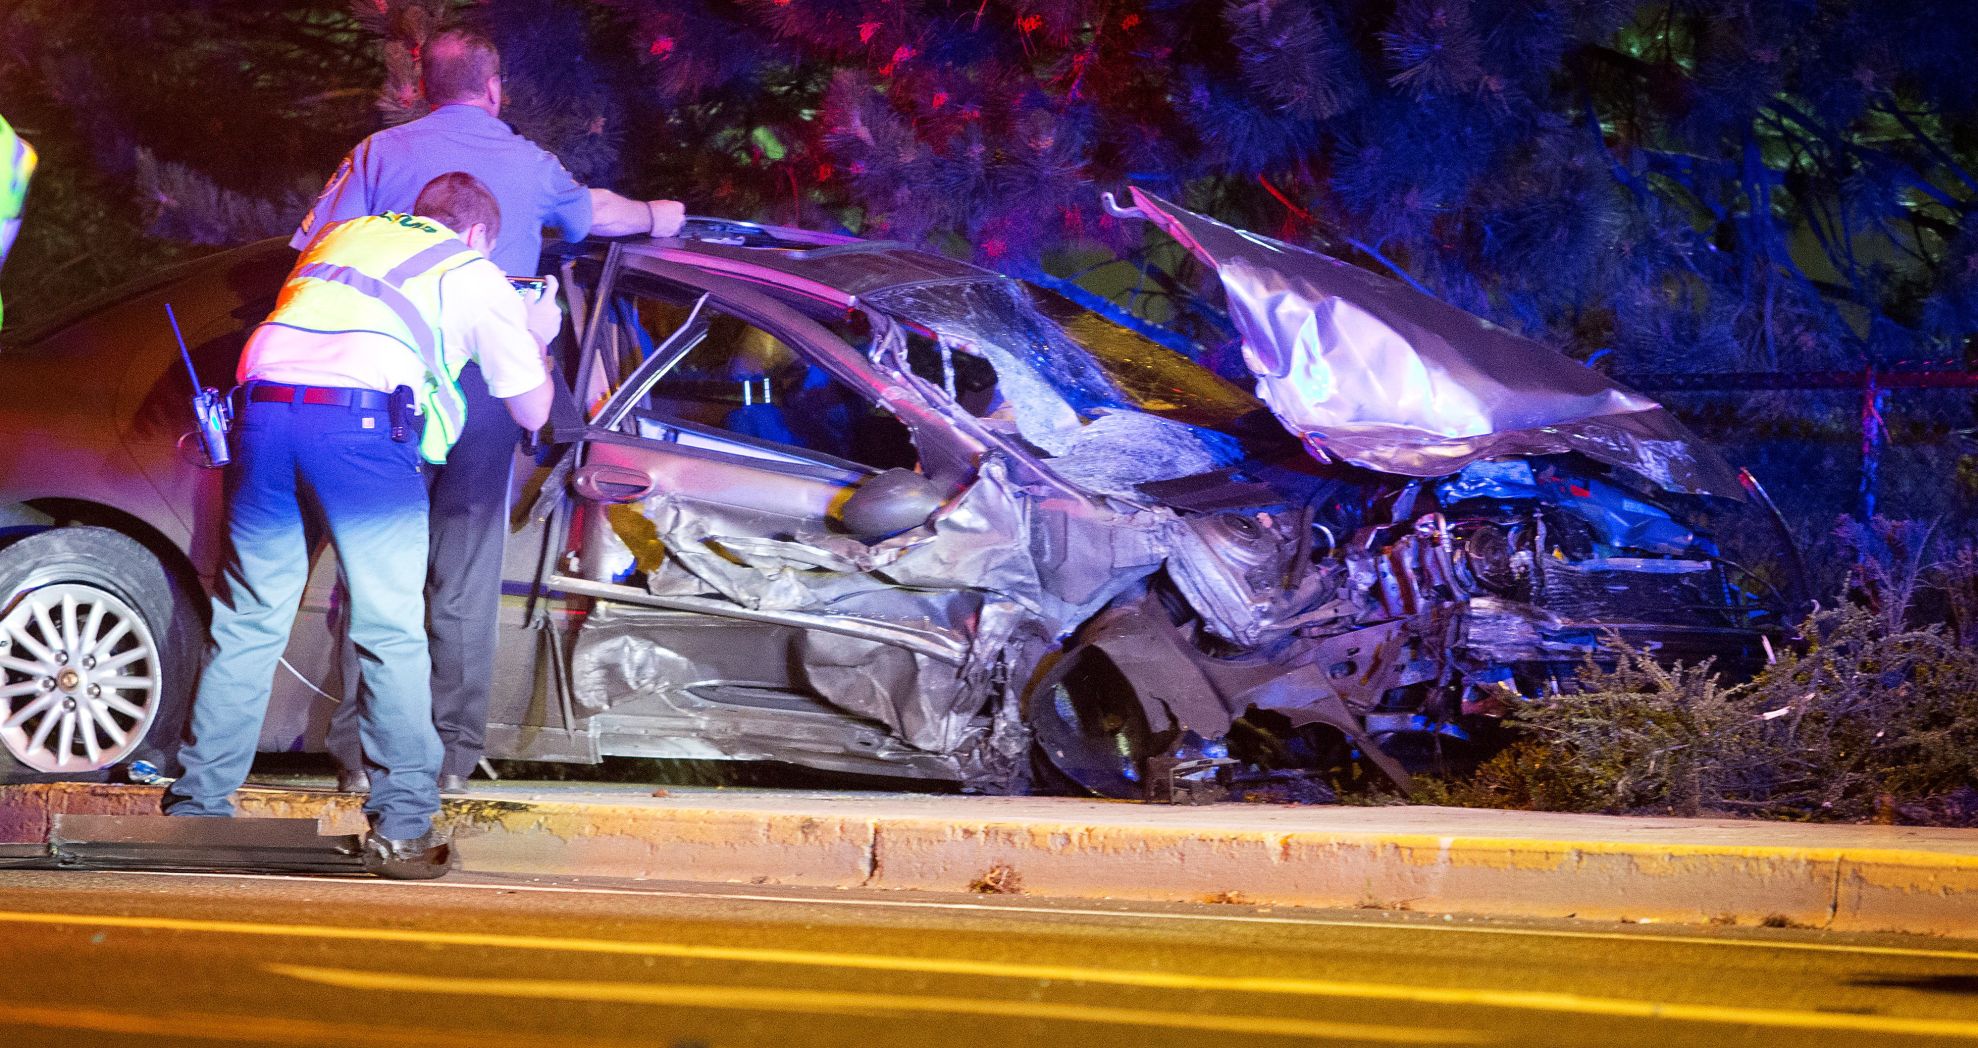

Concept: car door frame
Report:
left=495, top=255, right=987, bottom=761
left=546, top=260, right=976, bottom=664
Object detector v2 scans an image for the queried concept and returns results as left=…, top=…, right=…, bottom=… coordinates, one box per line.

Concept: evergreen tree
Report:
left=0, top=0, right=375, bottom=321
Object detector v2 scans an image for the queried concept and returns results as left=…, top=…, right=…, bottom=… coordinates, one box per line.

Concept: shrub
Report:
left=1742, top=606, right=1978, bottom=817
left=1472, top=649, right=1767, bottom=817
left=1429, top=605, right=1978, bottom=822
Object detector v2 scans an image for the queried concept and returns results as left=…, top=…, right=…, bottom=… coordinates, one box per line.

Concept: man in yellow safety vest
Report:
left=164, top=173, right=555, bottom=878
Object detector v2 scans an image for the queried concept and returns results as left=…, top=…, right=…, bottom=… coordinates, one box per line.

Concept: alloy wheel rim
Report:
left=0, top=583, right=161, bottom=773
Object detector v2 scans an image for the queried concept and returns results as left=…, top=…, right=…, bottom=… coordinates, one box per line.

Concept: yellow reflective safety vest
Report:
left=269, top=212, right=480, bottom=463
left=0, top=113, right=38, bottom=329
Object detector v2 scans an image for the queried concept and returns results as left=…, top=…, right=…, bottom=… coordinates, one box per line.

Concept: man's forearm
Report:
left=589, top=188, right=684, bottom=237
left=503, top=377, right=554, bottom=432
left=501, top=338, right=556, bottom=431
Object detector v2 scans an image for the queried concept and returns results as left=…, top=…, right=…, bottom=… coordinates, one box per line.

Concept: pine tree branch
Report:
left=1639, top=155, right=1730, bottom=225
left=1343, top=236, right=1439, bottom=299
left=1579, top=93, right=1647, bottom=200
left=1874, top=100, right=1978, bottom=200
left=1764, top=98, right=1963, bottom=212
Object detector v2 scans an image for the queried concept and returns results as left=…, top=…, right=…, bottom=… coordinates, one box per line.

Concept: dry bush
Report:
left=1742, top=605, right=1978, bottom=817
left=1929, top=543, right=1978, bottom=649
left=1833, top=516, right=1940, bottom=634
left=1475, top=648, right=1766, bottom=816
left=1418, top=512, right=1978, bottom=823
left=1440, top=606, right=1978, bottom=821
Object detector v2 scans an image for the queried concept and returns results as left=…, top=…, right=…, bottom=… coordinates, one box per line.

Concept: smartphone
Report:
left=507, top=275, right=548, bottom=296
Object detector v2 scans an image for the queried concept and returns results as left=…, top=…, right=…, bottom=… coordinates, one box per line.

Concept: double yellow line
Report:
left=5, top=909, right=1977, bottom=1041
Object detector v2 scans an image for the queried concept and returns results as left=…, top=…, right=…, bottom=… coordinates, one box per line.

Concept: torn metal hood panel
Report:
left=1126, top=188, right=1742, bottom=497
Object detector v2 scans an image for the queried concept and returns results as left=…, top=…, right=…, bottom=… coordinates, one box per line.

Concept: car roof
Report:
left=589, top=219, right=1000, bottom=307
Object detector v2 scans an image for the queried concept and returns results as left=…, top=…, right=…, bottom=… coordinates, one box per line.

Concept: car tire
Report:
left=0, top=527, right=201, bottom=784
left=1026, top=646, right=1170, bottom=800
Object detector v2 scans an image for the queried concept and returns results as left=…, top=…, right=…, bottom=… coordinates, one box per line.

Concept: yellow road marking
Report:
left=6, top=908, right=1978, bottom=1039
left=422, top=878, right=1978, bottom=964
left=0, top=1001, right=627, bottom=1048
left=646, top=893, right=1978, bottom=963
left=266, top=963, right=1481, bottom=1044
left=115, top=869, right=1978, bottom=964
left=0, top=1004, right=388, bottom=1047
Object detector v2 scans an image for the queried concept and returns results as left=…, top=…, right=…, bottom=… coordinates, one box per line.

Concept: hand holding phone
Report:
left=521, top=273, right=563, bottom=344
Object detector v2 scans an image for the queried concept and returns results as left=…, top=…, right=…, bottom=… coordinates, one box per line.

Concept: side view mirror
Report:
left=836, top=468, right=944, bottom=540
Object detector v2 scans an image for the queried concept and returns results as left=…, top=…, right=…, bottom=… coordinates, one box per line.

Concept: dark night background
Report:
left=5, top=0, right=1978, bottom=570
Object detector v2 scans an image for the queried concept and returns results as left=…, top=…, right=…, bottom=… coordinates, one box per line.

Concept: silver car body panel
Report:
left=1127, top=189, right=1744, bottom=497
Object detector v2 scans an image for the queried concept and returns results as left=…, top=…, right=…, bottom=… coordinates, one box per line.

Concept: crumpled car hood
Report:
left=1128, top=189, right=1742, bottom=497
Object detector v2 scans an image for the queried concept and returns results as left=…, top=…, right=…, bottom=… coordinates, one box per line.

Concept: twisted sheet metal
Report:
left=1128, top=189, right=1743, bottom=497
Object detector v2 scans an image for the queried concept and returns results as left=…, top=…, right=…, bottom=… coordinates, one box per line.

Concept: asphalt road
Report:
left=1, top=869, right=1976, bottom=1047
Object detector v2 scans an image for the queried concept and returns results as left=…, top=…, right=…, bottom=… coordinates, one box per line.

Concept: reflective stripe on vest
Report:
left=266, top=213, right=479, bottom=462
left=387, top=240, right=476, bottom=285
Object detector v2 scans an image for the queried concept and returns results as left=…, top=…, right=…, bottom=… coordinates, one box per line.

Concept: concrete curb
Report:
left=4, top=782, right=1975, bottom=937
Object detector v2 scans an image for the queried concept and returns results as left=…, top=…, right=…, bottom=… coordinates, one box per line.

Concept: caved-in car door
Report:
left=549, top=271, right=969, bottom=779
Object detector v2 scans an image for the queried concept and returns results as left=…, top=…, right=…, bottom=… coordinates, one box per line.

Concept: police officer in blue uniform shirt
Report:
left=166, top=173, right=557, bottom=878
left=291, top=26, right=685, bottom=795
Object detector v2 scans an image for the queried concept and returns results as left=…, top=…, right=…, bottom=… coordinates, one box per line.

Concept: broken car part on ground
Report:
left=0, top=190, right=1796, bottom=799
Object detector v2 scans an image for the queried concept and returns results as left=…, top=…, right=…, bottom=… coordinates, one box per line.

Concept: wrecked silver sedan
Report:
left=0, top=189, right=1791, bottom=796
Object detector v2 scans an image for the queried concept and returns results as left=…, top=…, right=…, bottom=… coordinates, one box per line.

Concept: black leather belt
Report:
left=248, top=382, right=392, bottom=410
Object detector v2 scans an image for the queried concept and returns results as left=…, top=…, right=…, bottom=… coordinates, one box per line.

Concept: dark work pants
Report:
left=329, top=364, right=519, bottom=778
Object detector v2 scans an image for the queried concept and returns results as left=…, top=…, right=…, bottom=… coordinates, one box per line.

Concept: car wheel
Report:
left=1027, top=646, right=1172, bottom=800
left=0, top=527, right=200, bottom=783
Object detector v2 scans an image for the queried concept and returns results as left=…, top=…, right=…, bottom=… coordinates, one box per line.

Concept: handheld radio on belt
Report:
left=167, top=302, right=233, bottom=467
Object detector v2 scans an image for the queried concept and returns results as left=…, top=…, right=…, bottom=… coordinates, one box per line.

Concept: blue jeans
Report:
left=164, top=393, right=441, bottom=840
